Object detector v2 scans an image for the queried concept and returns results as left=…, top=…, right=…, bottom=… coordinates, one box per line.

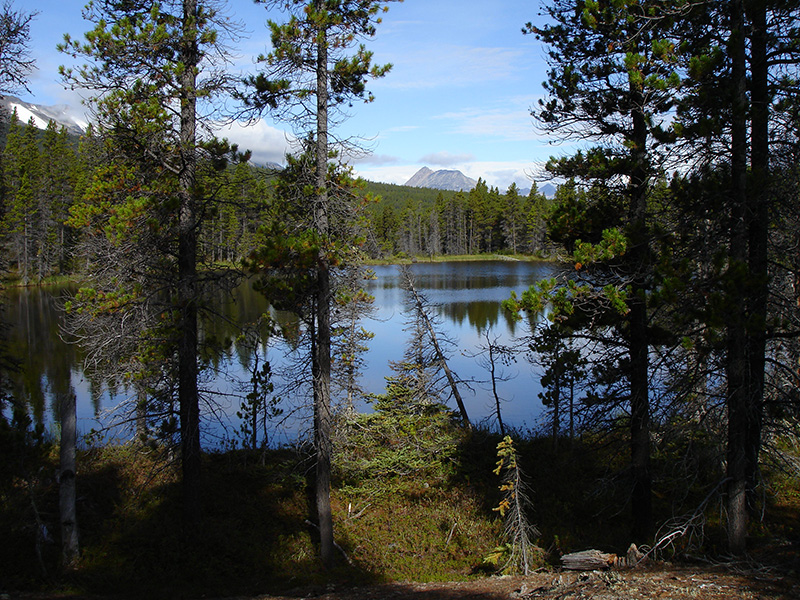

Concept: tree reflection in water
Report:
left=4, top=260, right=557, bottom=445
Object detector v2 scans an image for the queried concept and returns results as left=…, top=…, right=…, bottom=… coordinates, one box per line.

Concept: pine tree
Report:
left=3, top=113, right=40, bottom=284
left=521, top=0, right=685, bottom=541
left=38, top=121, right=77, bottom=277
left=671, top=0, right=800, bottom=554
left=61, top=0, right=241, bottom=526
left=501, top=183, right=523, bottom=254
left=522, top=184, right=549, bottom=254
left=242, top=0, right=398, bottom=566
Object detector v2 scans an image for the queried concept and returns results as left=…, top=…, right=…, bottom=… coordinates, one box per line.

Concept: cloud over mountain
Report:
left=1, top=96, right=87, bottom=135
left=419, top=151, right=475, bottom=166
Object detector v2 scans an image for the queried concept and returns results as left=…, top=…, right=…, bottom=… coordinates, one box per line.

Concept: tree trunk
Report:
left=59, top=392, right=79, bottom=569
left=251, top=352, right=259, bottom=449
left=488, top=339, right=506, bottom=437
left=314, top=8, right=334, bottom=568
left=569, top=374, right=575, bottom=442
left=552, top=343, right=560, bottom=452
left=628, top=89, right=652, bottom=543
left=315, top=264, right=334, bottom=568
left=726, top=0, right=750, bottom=555
left=744, top=0, right=768, bottom=515
left=403, top=267, right=471, bottom=428
left=136, top=387, right=147, bottom=439
left=629, top=295, right=652, bottom=542
left=179, top=0, right=201, bottom=528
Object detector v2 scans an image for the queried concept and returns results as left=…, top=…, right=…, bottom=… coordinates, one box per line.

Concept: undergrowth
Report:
left=2, top=403, right=799, bottom=598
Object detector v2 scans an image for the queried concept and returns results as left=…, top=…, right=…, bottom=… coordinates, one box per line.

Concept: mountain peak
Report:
left=404, top=166, right=433, bottom=187
left=1, top=95, right=87, bottom=136
left=404, top=167, right=477, bottom=191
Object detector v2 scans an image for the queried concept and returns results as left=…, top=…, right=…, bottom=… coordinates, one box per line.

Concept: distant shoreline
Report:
left=365, top=253, right=554, bottom=265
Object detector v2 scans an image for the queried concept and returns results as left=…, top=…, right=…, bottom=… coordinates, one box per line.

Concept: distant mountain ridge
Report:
left=1, top=95, right=87, bottom=136
left=538, top=183, right=556, bottom=198
left=405, top=167, right=477, bottom=191
left=404, top=166, right=558, bottom=197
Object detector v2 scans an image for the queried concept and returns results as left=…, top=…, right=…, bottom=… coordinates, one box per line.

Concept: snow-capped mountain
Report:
left=1, top=95, right=88, bottom=136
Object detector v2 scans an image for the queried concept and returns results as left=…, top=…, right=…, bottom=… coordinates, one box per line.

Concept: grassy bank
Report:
left=364, top=252, right=555, bottom=265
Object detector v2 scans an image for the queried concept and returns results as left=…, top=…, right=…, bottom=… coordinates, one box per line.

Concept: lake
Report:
left=3, top=260, right=556, bottom=447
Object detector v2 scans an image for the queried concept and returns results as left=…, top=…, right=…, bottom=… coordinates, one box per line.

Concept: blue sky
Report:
left=21, top=0, right=566, bottom=190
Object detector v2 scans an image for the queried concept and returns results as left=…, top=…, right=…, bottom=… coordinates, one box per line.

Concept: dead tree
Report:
left=399, top=265, right=471, bottom=428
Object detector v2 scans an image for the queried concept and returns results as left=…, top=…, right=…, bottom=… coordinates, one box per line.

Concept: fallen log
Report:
left=561, top=549, right=615, bottom=570
left=561, top=543, right=644, bottom=570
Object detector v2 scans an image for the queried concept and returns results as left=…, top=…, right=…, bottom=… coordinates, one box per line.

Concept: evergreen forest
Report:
left=1, top=0, right=800, bottom=597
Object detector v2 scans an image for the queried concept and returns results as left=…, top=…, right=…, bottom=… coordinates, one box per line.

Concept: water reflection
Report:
left=4, top=286, right=84, bottom=425
left=362, top=261, right=557, bottom=430
left=3, top=260, right=557, bottom=444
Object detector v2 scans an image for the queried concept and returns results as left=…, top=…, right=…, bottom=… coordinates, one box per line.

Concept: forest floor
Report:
left=218, top=557, right=800, bottom=600
left=11, top=563, right=800, bottom=600
left=6, top=437, right=800, bottom=600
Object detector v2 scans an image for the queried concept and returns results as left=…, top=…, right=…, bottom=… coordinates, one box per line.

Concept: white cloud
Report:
left=354, top=164, right=423, bottom=185
left=382, top=124, right=420, bottom=134
left=420, top=151, right=475, bottom=166
left=435, top=105, right=539, bottom=142
left=219, top=120, right=293, bottom=166
left=458, top=160, right=547, bottom=190
left=351, top=153, right=400, bottom=166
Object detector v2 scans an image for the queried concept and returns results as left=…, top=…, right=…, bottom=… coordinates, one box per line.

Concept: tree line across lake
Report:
left=0, top=112, right=556, bottom=284
left=1, top=0, right=800, bottom=589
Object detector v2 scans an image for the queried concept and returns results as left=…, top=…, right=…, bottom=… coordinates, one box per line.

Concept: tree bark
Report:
left=726, top=0, right=750, bottom=555
left=314, top=5, right=334, bottom=568
left=179, top=0, right=201, bottom=528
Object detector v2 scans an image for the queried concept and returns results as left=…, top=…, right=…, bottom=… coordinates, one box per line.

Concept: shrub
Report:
left=333, top=375, right=464, bottom=493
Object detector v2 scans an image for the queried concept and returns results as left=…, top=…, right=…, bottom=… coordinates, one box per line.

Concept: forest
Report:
left=1, top=0, right=800, bottom=598
left=0, top=112, right=555, bottom=278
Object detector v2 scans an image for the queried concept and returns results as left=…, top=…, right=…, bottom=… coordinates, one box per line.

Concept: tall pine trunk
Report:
left=178, top=0, right=201, bottom=528
left=726, top=0, right=750, bottom=555
left=314, top=9, right=334, bottom=567
left=744, top=0, right=768, bottom=514
left=628, top=89, right=652, bottom=543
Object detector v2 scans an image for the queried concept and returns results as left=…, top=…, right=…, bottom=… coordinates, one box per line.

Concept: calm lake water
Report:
left=4, top=260, right=556, bottom=447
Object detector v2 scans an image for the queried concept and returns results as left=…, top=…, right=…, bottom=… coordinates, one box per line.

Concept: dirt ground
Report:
left=227, top=564, right=800, bottom=600
left=10, top=553, right=800, bottom=600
